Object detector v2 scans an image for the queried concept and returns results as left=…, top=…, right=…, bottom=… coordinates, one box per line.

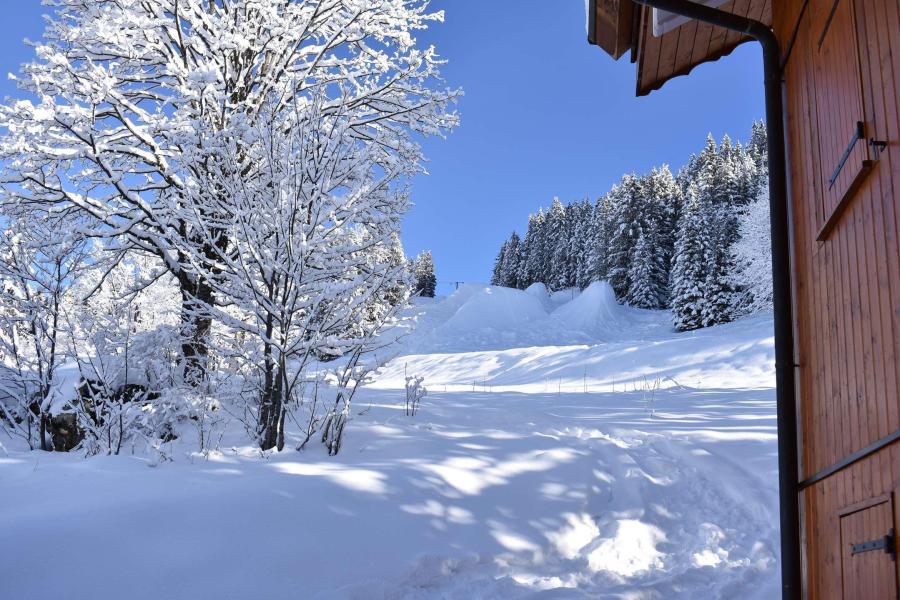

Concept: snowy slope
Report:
left=0, top=283, right=780, bottom=599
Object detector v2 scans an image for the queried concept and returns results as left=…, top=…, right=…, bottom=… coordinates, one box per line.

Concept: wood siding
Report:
left=776, top=0, right=900, bottom=596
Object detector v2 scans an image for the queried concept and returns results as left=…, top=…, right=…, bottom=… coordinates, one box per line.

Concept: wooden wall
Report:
left=774, top=0, right=900, bottom=596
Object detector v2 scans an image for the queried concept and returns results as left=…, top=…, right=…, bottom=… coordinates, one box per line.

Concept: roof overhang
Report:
left=586, top=0, right=635, bottom=60
left=587, top=0, right=772, bottom=96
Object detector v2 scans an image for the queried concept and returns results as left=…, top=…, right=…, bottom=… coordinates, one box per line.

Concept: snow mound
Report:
left=523, top=282, right=553, bottom=310
left=443, top=286, right=548, bottom=332
left=550, top=281, right=636, bottom=339
left=400, top=281, right=672, bottom=354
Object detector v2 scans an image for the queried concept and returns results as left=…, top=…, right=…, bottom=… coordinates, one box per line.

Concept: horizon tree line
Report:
left=492, top=122, right=771, bottom=331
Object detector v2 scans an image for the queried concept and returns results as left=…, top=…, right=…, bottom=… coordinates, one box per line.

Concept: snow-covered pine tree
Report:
left=572, top=200, right=593, bottom=289
left=670, top=185, right=710, bottom=331
left=641, top=166, right=682, bottom=307
left=749, top=120, right=769, bottom=177
left=731, top=141, right=761, bottom=210
left=413, top=252, right=437, bottom=298
left=520, top=211, right=547, bottom=288
left=491, top=241, right=509, bottom=287
left=587, top=195, right=614, bottom=284
left=607, top=175, right=644, bottom=300
left=693, top=135, right=737, bottom=327
left=500, top=232, right=522, bottom=288
left=626, top=227, right=668, bottom=309
left=547, top=198, right=570, bottom=290
left=383, top=234, right=411, bottom=308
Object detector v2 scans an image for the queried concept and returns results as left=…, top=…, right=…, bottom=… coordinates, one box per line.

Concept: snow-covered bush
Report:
left=320, top=354, right=372, bottom=456
left=62, top=250, right=186, bottom=455
left=405, top=376, right=427, bottom=416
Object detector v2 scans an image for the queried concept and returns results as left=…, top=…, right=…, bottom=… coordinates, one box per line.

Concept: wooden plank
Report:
left=853, top=0, right=890, bottom=446
left=722, top=0, right=753, bottom=49
left=672, top=19, right=699, bottom=75
left=654, top=19, right=682, bottom=86
left=636, top=9, right=662, bottom=95
left=688, top=20, right=715, bottom=67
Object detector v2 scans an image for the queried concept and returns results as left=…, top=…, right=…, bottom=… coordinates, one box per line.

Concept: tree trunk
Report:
left=178, top=273, right=214, bottom=387
left=39, top=412, right=49, bottom=451
left=258, top=366, right=284, bottom=451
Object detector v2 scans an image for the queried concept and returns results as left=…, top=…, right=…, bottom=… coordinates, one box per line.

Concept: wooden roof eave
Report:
left=588, top=0, right=772, bottom=96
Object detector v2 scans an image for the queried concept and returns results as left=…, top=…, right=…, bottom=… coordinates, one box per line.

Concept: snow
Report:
left=0, top=283, right=780, bottom=599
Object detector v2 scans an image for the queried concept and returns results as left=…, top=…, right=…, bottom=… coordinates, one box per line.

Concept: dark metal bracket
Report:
left=870, top=137, right=888, bottom=159
left=851, top=528, right=896, bottom=560
left=829, top=121, right=865, bottom=189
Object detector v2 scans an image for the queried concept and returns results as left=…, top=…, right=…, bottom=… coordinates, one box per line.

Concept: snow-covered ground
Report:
left=0, top=282, right=780, bottom=599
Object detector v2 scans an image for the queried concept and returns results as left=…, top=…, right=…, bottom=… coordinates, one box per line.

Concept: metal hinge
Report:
left=851, top=528, right=896, bottom=560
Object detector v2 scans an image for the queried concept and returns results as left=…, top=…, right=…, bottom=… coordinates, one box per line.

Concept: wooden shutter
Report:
left=811, top=0, right=875, bottom=240
left=839, top=494, right=898, bottom=600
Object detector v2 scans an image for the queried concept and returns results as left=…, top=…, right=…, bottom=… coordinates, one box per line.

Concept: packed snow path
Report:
left=0, top=283, right=780, bottom=598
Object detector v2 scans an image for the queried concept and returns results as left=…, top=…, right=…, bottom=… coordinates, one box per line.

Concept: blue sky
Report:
left=0, top=2, right=764, bottom=292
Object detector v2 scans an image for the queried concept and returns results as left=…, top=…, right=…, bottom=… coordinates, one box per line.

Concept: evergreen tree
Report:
left=412, top=251, right=436, bottom=297
left=694, top=135, right=738, bottom=326
left=572, top=200, right=593, bottom=289
left=519, top=210, right=547, bottom=288
left=384, top=233, right=410, bottom=307
left=587, top=195, right=614, bottom=284
left=501, top=232, right=522, bottom=288
left=627, top=227, right=668, bottom=309
left=491, top=240, right=508, bottom=286
left=671, top=186, right=710, bottom=331
left=607, top=175, right=643, bottom=300
left=749, top=120, right=768, bottom=176
left=641, top=166, right=681, bottom=306
left=547, top=197, right=569, bottom=290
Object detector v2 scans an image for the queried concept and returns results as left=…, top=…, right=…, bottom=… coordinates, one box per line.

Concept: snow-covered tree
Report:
left=677, top=134, right=733, bottom=327
left=186, top=104, right=424, bottom=450
left=491, top=232, right=521, bottom=289
left=607, top=175, right=643, bottom=300
left=627, top=228, right=668, bottom=309
left=749, top=120, right=769, bottom=177
left=0, top=0, right=459, bottom=386
left=586, top=196, right=614, bottom=284
left=0, top=211, right=90, bottom=450
left=729, top=183, right=773, bottom=316
left=519, top=211, right=547, bottom=288
left=502, top=232, right=523, bottom=289
left=491, top=241, right=509, bottom=287
left=413, top=251, right=437, bottom=298
left=547, top=198, right=570, bottom=290
left=670, top=186, right=709, bottom=331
